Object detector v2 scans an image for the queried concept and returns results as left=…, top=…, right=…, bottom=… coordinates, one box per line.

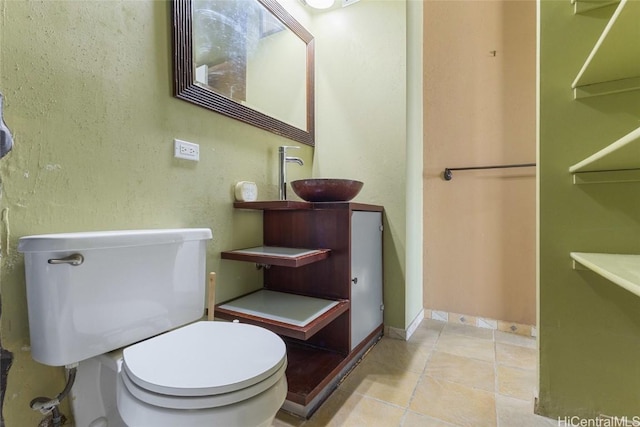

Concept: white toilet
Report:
left=18, top=228, right=287, bottom=427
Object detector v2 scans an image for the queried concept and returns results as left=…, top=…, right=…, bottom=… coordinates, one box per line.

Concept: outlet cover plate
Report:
left=174, top=139, right=199, bottom=161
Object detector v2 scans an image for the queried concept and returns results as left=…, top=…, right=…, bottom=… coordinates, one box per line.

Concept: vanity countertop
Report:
left=234, top=201, right=383, bottom=212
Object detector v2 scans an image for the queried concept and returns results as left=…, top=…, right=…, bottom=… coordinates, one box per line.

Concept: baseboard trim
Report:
left=384, top=308, right=424, bottom=341
left=426, top=308, right=537, bottom=338
left=382, top=308, right=536, bottom=341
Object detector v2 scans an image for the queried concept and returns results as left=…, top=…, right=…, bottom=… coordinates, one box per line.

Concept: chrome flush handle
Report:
left=48, top=253, right=84, bottom=266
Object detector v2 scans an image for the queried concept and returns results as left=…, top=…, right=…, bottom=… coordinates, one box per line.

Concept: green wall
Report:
left=0, top=0, right=415, bottom=424
left=539, top=0, right=640, bottom=418
left=404, top=0, right=424, bottom=328
left=311, top=0, right=414, bottom=330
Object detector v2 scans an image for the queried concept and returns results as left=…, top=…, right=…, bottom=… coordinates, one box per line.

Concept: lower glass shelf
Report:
left=218, top=289, right=339, bottom=327
left=221, top=246, right=330, bottom=267
left=215, top=289, right=349, bottom=340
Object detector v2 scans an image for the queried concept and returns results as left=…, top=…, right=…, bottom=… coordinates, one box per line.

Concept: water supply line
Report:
left=30, top=364, right=77, bottom=427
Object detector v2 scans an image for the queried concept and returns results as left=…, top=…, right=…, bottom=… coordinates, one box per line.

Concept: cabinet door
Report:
left=350, top=211, right=383, bottom=350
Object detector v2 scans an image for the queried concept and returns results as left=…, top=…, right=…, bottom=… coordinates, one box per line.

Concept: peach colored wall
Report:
left=423, top=0, right=536, bottom=325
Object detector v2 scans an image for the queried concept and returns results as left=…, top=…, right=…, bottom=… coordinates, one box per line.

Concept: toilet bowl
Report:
left=74, top=321, right=287, bottom=427
left=18, top=228, right=288, bottom=426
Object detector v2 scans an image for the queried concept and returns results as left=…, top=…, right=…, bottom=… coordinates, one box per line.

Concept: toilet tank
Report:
left=18, top=228, right=212, bottom=367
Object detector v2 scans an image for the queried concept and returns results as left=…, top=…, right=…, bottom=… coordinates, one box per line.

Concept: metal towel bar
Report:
left=443, top=163, right=536, bottom=181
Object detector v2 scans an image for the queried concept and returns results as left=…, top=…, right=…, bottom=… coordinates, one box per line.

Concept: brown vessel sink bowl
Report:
left=291, top=179, right=364, bottom=202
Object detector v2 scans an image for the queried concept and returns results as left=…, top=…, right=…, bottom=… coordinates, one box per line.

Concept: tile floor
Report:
left=273, top=319, right=557, bottom=427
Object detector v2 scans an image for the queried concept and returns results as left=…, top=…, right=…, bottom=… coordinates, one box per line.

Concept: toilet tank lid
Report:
left=18, top=228, right=212, bottom=253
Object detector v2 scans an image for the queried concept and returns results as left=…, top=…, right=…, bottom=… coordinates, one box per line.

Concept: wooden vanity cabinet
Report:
left=218, top=201, right=384, bottom=417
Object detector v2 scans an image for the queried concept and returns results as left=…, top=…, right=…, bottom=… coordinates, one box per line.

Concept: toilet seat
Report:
left=121, top=358, right=287, bottom=410
left=121, top=321, right=287, bottom=409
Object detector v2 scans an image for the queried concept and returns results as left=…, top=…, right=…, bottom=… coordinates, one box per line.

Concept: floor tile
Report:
left=422, top=318, right=447, bottom=331
left=496, top=342, right=537, bottom=370
left=364, top=336, right=431, bottom=375
left=294, top=317, right=541, bottom=427
left=403, top=410, right=459, bottom=427
left=425, top=350, right=495, bottom=392
left=442, top=322, right=494, bottom=340
left=305, top=389, right=405, bottom=427
left=273, top=410, right=305, bottom=427
left=339, top=357, right=422, bottom=407
left=495, top=330, right=536, bottom=349
left=407, top=319, right=443, bottom=349
left=497, top=365, right=537, bottom=401
left=435, top=331, right=496, bottom=362
left=409, top=376, right=497, bottom=427
left=496, top=395, right=557, bottom=427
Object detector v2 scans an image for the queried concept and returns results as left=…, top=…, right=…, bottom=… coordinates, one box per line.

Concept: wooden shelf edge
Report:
left=570, top=252, right=640, bottom=297
left=569, top=125, right=640, bottom=173
left=221, top=247, right=330, bottom=267
left=215, top=298, right=350, bottom=341
left=233, top=200, right=384, bottom=212
left=234, top=201, right=312, bottom=210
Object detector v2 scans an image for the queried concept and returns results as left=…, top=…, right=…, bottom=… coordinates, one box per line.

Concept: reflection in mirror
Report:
left=173, top=0, right=315, bottom=146
left=192, top=0, right=307, bottom=130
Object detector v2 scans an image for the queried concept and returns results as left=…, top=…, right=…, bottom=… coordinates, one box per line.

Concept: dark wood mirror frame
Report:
left=172, top=0, right=315, bottom=146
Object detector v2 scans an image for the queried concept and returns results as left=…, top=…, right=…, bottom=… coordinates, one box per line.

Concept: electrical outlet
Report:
left=174, top=139, right=199, bottom=161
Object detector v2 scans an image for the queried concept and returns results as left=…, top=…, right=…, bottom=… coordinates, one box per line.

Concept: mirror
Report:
left=173, top=0, right=315, bottom=146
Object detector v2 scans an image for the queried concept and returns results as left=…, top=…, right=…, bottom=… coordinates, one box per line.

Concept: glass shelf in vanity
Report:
left=221, top=246, right=330, bottom=267
left=219, top=245, right=341, bottom=339
left=216, top=289, right=349, bottom=341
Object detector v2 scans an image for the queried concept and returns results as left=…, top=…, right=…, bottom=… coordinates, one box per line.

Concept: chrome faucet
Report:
left=279, top=146, right=304, bottom=201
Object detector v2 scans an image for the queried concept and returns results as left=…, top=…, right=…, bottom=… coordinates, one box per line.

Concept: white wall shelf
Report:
left=572, top=0, right=619, bottom=14
left=572, top=0, right=640, bottom=99
left=569, top=125, right=640, bottom=181
left=571, top=252, right=640, bottom=297
left=572, top=169, right=640, bottom=184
